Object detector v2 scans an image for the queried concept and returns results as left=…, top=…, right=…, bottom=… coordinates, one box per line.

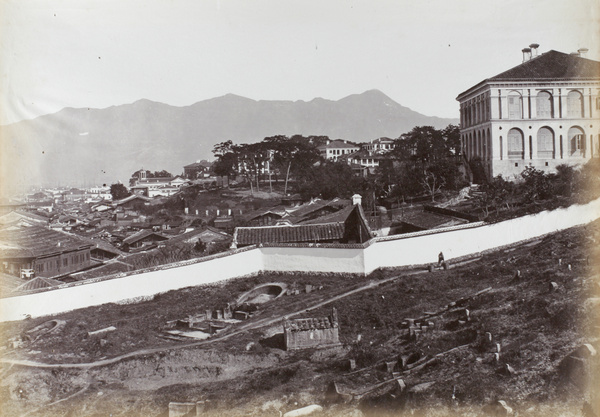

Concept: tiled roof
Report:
left=318, top=140, right=360, bottom=149
left=69, top=260, right=134, bottom=280
left=14, top=276, right=62, bottom=292
left=458, top=50, right=600, bottom=98
left=368, top=137, right=394, bottom=144
left=287, top=198, right=350, bottom=220
left=234, top=223, right=345, bottom=246
left=123, top=229, right=168, bottom=245
left=70, top=234, right=125, bottom=256
left=0, top=211, right=49, bottom=225
left=489, top=50, right=600, bottom=81
left=244, top=206, right=289, bottom=222
left=0, top=272, right=23, bottom=295
left=348, top=149, right=392, bottom=160
left=299, top=205, right=355, bottom=225
left=284, top=316, right=337, bottom=331
left=167, top=227, right=231, bottom=244
left=0, top=226, right=93, bottom=259
left=113, top=194, right=152, bottom=205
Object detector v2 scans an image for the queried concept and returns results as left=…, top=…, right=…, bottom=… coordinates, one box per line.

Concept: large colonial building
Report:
left=457, top=46, right=600, bottom=180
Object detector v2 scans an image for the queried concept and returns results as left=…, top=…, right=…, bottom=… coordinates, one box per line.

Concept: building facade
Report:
left=183, top=160, right=213, bottom=179
left=363, top=137, right=395, bottom=153
left=456, top=47, right=600, bottom=180
left=0, top=225, right=92, bottom=279
left=318, top=139, right=360, bottom=161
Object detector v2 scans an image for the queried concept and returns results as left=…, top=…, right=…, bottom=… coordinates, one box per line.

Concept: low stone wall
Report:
left=1, top=197, right=598, bottom=322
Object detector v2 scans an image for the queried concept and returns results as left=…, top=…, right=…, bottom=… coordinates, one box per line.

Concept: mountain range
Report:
left=0, top=90, right=458, bottom=192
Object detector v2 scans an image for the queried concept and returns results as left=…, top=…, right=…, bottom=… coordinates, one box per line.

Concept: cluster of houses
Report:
left=317, top=137, right=396, bottom=175
left=0, top=187, right=231, bottom=291
left=1, top=179, right=476, bottom=296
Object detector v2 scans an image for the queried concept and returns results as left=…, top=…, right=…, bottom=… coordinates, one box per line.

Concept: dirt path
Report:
left=1, top=268, right=428, bottom=370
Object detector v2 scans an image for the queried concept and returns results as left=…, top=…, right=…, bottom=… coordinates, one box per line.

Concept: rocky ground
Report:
left=1, top=219, right=599, bottom=417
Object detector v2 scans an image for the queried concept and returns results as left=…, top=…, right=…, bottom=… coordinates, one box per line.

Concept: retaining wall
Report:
left=1, top=198, right=599, bottom=322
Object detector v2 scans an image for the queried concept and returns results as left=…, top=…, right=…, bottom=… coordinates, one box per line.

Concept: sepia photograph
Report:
left=0, top=0, right=599, bottom=416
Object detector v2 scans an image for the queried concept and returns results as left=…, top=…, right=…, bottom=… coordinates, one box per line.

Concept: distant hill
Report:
left=0, top=90, right=458, bottom=191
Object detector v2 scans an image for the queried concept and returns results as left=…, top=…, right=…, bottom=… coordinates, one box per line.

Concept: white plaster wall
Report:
left=260, top=246, right=365, bottom=274
left=364, top=197, right=600, bottom=273
left=0, top=248, right=264, bottom=322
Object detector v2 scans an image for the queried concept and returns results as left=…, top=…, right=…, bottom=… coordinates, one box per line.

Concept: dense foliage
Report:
left=211, top=125, right=464, bottom=206
left=109, top=182, right=131, bottom=200
left=475, top=159, right=600, bottom=220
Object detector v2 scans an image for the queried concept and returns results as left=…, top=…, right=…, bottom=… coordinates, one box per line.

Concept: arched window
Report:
left=537, top=127, right=554, bottom=159
left=536, top=91, right=553, bottom=118
left=568, top=126, right=585, bottom=156
left=567, top=91, right=583, bottom=118
left=507, top=128, right=524, bottom=159
left=508, top=92, right=522, bottom=119
left=482, top=130, right=487, bottom=159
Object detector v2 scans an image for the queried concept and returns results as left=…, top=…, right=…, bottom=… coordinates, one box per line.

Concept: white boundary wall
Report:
left=261, top=246, right=365, bottom=274
left=1, top=198, right=599, bottom=322
left=365, top=197, right=600, bottom=273
left=0, top=248, right=264, bottom=322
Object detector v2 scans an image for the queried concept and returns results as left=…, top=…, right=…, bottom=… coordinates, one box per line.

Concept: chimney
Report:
left=578, top=48, right=589, bottom=58
left=522, top=47, right=532, bottom=63
left=529, top=43, right=539, bottom=57
left=352, top=194, right=362, bottom=206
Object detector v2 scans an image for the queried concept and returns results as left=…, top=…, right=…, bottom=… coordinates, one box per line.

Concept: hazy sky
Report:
left=1, top=0, right=598, bottom=125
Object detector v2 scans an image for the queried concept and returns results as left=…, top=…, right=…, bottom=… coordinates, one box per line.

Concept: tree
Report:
left=574, top=159, right=600, bottom=201
left=393, top=126, right=448, bottom=164
left=553, top=164, right=577, bottom=197
left=428, top=158, right=464, bottom=191
left=262, top=135, right=322, bottom=194
left=421, top=171, right=445, bottom=202
left=153, top=170, right=172, bottom=178
left=235, top=142, right=270, bottom=194
left=212, top=140, right=239, bottom=180
left=476, top=175, right=516, bottom=217
left=441, top=124, right=461, bottom=156
left=520, top=166, right=553, bottom=203
left=296, top=160, right=362, bottom=200
left=110, top=183, right=130, bottom=200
